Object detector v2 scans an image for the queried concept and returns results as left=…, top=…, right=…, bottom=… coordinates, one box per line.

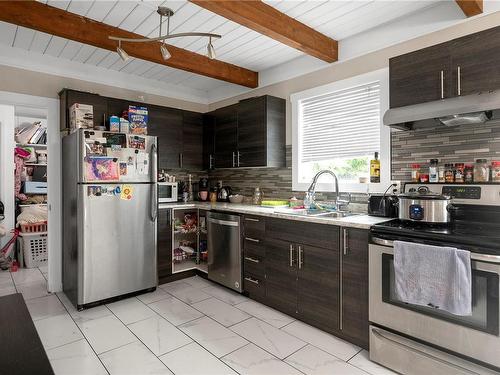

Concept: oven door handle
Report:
left=371, top=328, right=480, bottom=374
left=371, top=237, right=500, bottom=264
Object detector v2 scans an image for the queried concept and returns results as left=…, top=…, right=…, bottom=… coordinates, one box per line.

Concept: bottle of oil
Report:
left=370, top=152, right=380, bottom=183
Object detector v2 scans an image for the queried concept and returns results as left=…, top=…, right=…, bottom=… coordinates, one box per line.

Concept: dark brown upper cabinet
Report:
left=390, top=25, right=500, bottom=108
left=205, top=95, right=286, bottom=169
left=181, top=111, right=204, bottom=171
left=59, top=89, right=108, bottom=131
left=237, top=96, right=286, bottom=168
left=214, top=104, right=239, bottom=168
left=390, top=44, right=451, bottom=108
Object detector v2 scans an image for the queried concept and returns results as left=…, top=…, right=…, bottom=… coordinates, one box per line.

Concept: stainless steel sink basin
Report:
left=283, top=209, right=360, bottom=218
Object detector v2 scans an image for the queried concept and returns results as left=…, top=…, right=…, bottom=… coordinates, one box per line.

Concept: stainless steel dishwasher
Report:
left=207, top=211, right=243, bottom=292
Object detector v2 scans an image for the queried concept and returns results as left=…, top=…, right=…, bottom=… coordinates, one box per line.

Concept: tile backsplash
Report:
left=391, top=120, right=500, bottom=181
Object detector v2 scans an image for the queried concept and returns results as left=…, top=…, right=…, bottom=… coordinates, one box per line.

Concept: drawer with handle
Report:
left=243, top=236, right=265, bottom=258
left=244, top=254, right=265, bottom=278
left=243, top=273, right=266, bottom=301
left=243, top=215, right=265, bottom=237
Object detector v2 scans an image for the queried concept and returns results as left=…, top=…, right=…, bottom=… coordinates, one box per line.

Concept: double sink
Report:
left=277, top=208, right=360, bottom=218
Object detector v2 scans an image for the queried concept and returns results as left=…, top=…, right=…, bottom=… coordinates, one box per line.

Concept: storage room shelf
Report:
left=16, top=143, right=47, bottom=148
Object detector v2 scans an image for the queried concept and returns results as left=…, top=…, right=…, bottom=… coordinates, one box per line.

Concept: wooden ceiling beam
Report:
left=0, top=1, right=258, bottom=88
left=455, top=0, right=483, bottom=17
left=189, top=0, right=338, bottom=63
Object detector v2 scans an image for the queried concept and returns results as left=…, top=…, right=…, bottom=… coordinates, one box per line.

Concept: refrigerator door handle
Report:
left=151, top=184, right=157, bottom=222
left=150, top=142, right=158, bottom=183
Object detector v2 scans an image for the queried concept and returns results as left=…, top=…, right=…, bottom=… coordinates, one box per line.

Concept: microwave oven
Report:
left=158, top=182, right=178, bottom=203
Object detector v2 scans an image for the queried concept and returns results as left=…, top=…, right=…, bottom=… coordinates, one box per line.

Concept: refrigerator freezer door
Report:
left=79, top=130, right=157, bottom=183
left=78, top=183, right=157, bottom=305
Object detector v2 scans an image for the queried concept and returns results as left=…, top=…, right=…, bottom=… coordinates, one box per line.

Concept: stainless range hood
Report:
left=383, top=91, right=499, bottom=130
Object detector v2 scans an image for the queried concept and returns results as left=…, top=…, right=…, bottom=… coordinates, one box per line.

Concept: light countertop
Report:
left=158, top=202, right=390, bottom=229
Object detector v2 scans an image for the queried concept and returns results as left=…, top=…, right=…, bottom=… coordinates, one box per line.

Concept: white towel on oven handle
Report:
left=393, top=240, right=472, bottom=316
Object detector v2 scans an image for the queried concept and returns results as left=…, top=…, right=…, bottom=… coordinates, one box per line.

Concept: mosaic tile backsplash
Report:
left=391, top=120, right=500, bottom=181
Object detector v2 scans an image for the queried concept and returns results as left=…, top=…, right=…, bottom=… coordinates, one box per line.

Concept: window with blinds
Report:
left=296, top=81, right=381, bottom=184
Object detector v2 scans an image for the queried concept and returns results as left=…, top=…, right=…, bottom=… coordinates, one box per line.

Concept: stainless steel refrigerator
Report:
left=62, top=129, right=157, bottom=309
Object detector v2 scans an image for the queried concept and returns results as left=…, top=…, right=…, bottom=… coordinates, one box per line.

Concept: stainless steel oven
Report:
left=158, top=182, right=178, bottom=203
left=369, top=239, right=500, bottom=374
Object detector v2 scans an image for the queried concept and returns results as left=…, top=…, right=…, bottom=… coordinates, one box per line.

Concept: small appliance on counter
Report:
left=198, top=177, right=208, bottom=201
left=158, top=181, right=178, bottom=203
left=216, top=181, right=232, bottom=202
left=368, top=194, right=398, bottom=218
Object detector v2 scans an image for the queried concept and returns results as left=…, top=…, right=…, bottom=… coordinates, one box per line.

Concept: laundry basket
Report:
left=19, top=232, right=48, bottom=268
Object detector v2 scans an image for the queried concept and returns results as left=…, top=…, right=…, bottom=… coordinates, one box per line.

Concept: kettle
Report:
left=217, top=186, right=232, bottom=202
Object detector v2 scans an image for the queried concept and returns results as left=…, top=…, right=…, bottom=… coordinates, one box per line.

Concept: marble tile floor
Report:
left=2, top=270, right=396, bottom=375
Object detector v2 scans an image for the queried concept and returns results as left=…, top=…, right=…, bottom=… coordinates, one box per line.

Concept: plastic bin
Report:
left=19, top=232, right=48, bottom=268
left=20, top=221, right=47, bottom=233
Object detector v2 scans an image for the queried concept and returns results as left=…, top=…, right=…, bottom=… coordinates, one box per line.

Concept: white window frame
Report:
left=291, top=68, right=390, bottom=193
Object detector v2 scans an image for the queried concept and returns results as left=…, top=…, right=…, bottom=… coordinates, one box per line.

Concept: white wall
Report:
left=0, top=92, right=61, bottom=293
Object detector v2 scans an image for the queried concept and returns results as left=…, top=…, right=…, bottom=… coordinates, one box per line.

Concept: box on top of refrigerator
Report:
left=128, top=106, right=148, bottom=135
left=70, top=103, right=93, bottom=131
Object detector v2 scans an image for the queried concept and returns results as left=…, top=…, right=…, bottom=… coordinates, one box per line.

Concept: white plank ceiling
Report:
left=0, top=0, right=444, bottom=97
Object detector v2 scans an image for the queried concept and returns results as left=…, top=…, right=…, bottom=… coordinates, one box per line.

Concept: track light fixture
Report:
left=110, top=7, right=221, bottom=63
left=116, top=41, right=129, bottom=62
left=207, top=37, right=216, bottom=60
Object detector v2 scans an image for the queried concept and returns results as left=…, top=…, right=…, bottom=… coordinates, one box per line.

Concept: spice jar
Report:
left=438, top=166, right=446, bottom=183
left=429, top=159, right=439, bottom=183
left=464, top=164, right=474, bottom=183
left=419, top=174, right=429, bottom=183
left=474, top=159, right=490, bottom=182
left=444, top=164, right=455, bottom=183
left=454, top=163, right=465, bottom=183
left=492, top=161, right=500, bottom=182
left=410, top=164, right=421, bottom=183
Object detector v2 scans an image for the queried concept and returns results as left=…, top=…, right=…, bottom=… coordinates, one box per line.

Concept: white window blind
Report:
left=299, top=81, right=380, bottom=163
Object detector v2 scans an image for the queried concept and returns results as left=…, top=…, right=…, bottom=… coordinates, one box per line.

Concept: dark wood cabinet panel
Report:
left=158, top=208, right=172, bottom=280
left=390, top=44, right=451, bottom=108
left=341, top=228, right=369, bottom=349
left=59, top=89, right=108, bottom=131
left=148, top=106, right=183, bottom=170
left=237, top=97, right=267, bottom=167
left=297, top=243, right=339, bottom=332
left=214, top=104, right=238, bottom=168
left=182, top=111, right=203, bottom=170
left=265, top=238, right=298, bottom=316
left=449, top=27, right=500, bottom=97
left=267, top=218, right=339, bottom=250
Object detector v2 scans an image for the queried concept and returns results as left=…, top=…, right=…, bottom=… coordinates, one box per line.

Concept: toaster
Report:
left=368, top=194, right=398, bottom=217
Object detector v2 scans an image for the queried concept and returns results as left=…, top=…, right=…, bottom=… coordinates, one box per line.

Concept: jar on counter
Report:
left=429, top=159, right=439, bottom=183
left=438, top=166, right=446, bottom=183
left=410, top=164, right=421, bottom=182
left=464, top=164, right=474, bottom=183
left=444, top=164, right=455, bottom=183
left=492, top=161, right=500, bottom=182
left=454, top=163, right=465, bottom=183
left=474, top=159, right=490, bottom=182
left=419, top=174, right=429, bottom=183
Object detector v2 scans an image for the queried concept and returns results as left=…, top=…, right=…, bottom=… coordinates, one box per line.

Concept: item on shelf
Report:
left=36, top=150, right=47, bottom=164
left=28, top=125, right=46, bottom=145
left=173, top=247, right=187, bottom=263
left=109, top=116, right=120, bottom=132
left=174, top=213, right=198, bottom=233
left=464, top=164, right=474, bottom=183
left=120, top=117, right=130, bottom=133
left=410, top=164, right=421, bottom=183
left=370, top=152, right=381, bottom=183
left=69, top=103, right=93, bottom=130
left=128, top=105, right=148, bottom=135
left=474, top=159, right=490, bottom=182
left=454, top=163, right=465, bottom=183
left=229, top=194, right=244, bottom=204
left=492, top=161, right=500, bottom=182
left=23, top=181, right=47, bottom=194
left=419, top=174, right=429, bottom=183
left=15, top=122, right=42, bottom=145
left=15, top=147, right=31, bottom=201
left=429, top=159, right=439, bottom=183
left=444, top=164, right=455, bottom=183
left=438, top=165, right=446, bottom=183
left=252, top=187, right=263, bottom=205
left=16, top=205, right=47, bottom=226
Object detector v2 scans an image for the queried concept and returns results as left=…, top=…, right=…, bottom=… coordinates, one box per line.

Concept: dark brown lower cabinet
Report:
left=340, top=227, right=369, bottom=348
left=297, top=243, right=339, bottom=332
left=157, top=208, right=172, bottom=283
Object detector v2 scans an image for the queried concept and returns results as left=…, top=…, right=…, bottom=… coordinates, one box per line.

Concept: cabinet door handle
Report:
left=343, top=228, right=349, bottom=256
left=457, top=65, right=461, bottom=96
left=245, top=218, right=259, bottom=222
left=179, top=153, right=184, bottom=168
left=237, top=151, right=240, bottom=167
left=209, top=154, right=213, bottom=170
left=232, top=151, right=235, bottom=167
left=244, top=256, right=260, bottom=263
left=289, top=244, right=294, bottom=267
left=440, top=70, right=444, bottom=99
left=245, top=237, right=260, bottom=243
left=298, top=245, right=303, bottom=269
left=244, top=276, right=259, bottom=285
